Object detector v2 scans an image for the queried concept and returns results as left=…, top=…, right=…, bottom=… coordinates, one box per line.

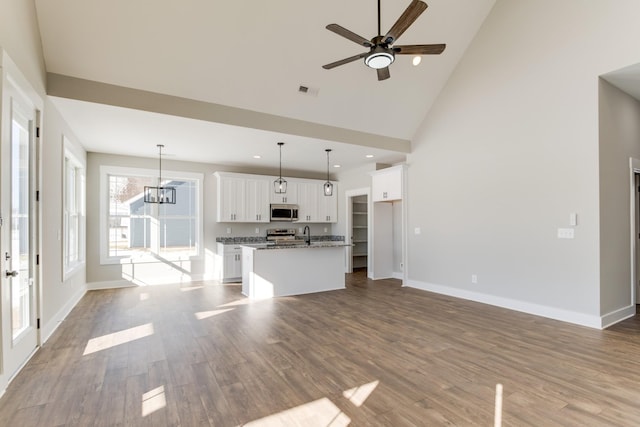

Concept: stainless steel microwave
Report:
left=270, top=204, right=299, bottom=222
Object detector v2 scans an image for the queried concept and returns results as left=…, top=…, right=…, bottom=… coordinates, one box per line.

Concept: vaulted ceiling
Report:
left=35, top=0, right=496, bottom=174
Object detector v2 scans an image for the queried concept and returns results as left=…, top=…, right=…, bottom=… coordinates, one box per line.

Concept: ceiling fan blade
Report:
left=393, top=44, right=446, bottom=55
left=326, top=24, right=374, bottom=48
left=383, top=0, right=428, bottom=44
left=377, top=67, right=390, bottom=81
left=323, top=52, right=368, bottom=70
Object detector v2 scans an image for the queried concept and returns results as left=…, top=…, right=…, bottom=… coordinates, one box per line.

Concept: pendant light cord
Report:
left=158, top=144, right=163, bottom=186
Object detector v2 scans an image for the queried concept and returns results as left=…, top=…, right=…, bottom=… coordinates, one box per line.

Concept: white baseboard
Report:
left=41, top=284, right=87, bottom=344
left=406, top=279, right=604, bottom=329
left=392, top=271, right=403, bottom=280
left=601, top=304, right=636, bottom=329
left=87, top=279, right=136, bottom=290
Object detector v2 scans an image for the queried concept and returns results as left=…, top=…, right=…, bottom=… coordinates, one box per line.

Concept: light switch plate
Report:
left=414, top=227, right=421, bottom=235
left=569, top=213, right=578, bottom=226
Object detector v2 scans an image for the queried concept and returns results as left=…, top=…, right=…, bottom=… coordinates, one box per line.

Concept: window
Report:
left=100, top=166, right=203, bottom=264
left=63, top=143, right=85, bottom=278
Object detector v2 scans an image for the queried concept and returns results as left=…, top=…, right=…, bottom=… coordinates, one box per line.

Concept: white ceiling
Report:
left=35, top=0, right=497, bottom=174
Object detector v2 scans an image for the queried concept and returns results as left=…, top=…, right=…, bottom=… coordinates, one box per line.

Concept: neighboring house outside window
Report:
left=99, top=166, right=203, bottom=265
left=63, top=141, right=86, bottom=279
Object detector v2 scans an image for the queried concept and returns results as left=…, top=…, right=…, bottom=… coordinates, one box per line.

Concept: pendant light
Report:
left=274, top=142, right=287, bottom=194
left=323, top=149, right=333, bottom=196
left=144, top=144, right=176, bottom=204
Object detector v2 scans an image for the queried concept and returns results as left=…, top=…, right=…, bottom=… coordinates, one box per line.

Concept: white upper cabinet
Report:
left=215, top=172, right=270, bottom=222
left=297, top=180, right=337, bottom=223
left=215, top=172, right=337, bottom=223
left=371, top=165, right=404, bottom=202
left=216, top=173, right=246, bottom=221
left=269, top=180, right=298, bottom=204
left=318, top=184, right=338, bottom=222
left=245, top=177, right=270, bottom=222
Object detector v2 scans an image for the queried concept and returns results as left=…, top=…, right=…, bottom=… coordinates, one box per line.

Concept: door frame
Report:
left=630, top=158, right=640, bottom=305
left=0, top=51, right=43, bottom=388
left=344, top=188, right=371, bottom=274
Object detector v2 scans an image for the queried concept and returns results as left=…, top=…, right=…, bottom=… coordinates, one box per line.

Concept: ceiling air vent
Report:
left=298, top=84, right=319, bottom=97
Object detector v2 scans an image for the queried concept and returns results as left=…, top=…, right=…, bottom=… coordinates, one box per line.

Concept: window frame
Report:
left=62, top=138, right=86, bottom=280
left=99, top=165, right=204, bottom=265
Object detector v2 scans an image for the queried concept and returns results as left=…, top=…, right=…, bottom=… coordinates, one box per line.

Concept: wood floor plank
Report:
left=2, top=271, right=640, bottom=425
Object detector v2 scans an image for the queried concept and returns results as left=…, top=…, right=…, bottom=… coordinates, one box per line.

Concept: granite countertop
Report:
left=242, top=241, right=352, bottom=250
left=217, top=235, right=345, bottom=244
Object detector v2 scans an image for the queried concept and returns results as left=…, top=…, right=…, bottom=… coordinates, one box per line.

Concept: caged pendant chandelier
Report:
left=274, top=142, right=287, bottom=194
left=323, top=149, right=333, bottom=196
left=144, top=144, right=176, bottom=204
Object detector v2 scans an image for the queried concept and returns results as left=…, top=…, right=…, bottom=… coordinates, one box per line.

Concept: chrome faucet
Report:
left=303, top=225, right=311, bottom=245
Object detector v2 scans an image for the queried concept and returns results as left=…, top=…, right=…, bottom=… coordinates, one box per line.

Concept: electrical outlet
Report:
left=226, top=227, right=232, bottom=234
left=471, top=274, right=478, bottom=284
left=557, top=228, right=575, bottom=239
left=414, top=227, right=421, bottom=235
left=255, top=227, right=260, bottom=234
left=324, top=227, right=328, bottom=233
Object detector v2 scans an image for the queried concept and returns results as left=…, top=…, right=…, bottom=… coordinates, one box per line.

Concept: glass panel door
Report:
left=9, top=103, right=32, bottom=340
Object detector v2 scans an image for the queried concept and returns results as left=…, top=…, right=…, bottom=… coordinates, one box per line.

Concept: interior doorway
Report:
left=345, top=188, right=370, bottom=274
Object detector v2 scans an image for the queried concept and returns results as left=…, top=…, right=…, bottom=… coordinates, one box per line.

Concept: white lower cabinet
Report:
left=218, top=243, right=242, bottom=282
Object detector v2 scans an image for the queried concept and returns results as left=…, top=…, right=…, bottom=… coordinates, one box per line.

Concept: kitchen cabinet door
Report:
left=221, top=245, right=242, bottom=282
left=270, top=180, right=298, bottom=204
left=317, top=182, right=338, bottom=223
left=297, top=181, right=319, bottom=222
left=371, top=165, right=403, bottom=202
left=246, top=178, right=270, bottom=222
left=217, top=175, right=246, bottom=222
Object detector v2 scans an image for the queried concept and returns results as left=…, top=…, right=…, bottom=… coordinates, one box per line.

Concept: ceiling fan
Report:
left=322, top=0, right=446, bottom=81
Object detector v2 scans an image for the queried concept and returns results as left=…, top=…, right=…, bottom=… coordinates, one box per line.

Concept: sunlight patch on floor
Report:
left=342, top=380, right=379, bottom=407
left=244, top=397, right=350, bottom=427
left=83, top=323, right=154, bottom=355
left=195, top=308, right=234, bottom=320
left=495, top=383, right=503, bottom=427
left=180, top=285, right=204, bottom=292
left=139, top=292, right=150, bottom=301
left=142, top=385, right=166, bottom=417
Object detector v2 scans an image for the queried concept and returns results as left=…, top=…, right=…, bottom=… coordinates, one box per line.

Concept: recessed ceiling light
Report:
left=365, top=154, right=374, bottom=158
left=333, top=164, right=341, bottom=168
left=253, top=155, right=261, bottom=159
left=412, top=56, right=422, bottom=66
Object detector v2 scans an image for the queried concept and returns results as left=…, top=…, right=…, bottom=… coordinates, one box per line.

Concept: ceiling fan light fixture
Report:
left=364, top=47, right=395, bottom=69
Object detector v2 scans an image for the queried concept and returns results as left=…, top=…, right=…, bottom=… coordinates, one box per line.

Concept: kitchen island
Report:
left=241, top=242, right=350, bottom=299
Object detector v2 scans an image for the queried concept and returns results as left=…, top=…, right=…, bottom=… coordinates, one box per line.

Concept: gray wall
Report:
left=598, top=79, right=640, bottom=315
left=406, top=0, right=640, bottom=325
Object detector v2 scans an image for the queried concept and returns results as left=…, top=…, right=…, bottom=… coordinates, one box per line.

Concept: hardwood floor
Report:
left=2, top=272, right=640, bottom=426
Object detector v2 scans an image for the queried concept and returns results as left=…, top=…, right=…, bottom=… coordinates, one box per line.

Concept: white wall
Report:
left=0, top=0, right=46, bottom=94
left=406, top=0, right=640, bottom=327
left=40, top=99, right=87, bottom=341
left=598, top=79, right=640, bottom=317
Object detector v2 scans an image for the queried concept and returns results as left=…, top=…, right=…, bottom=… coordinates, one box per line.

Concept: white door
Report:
left=1, top=81, right=39, bottom=379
